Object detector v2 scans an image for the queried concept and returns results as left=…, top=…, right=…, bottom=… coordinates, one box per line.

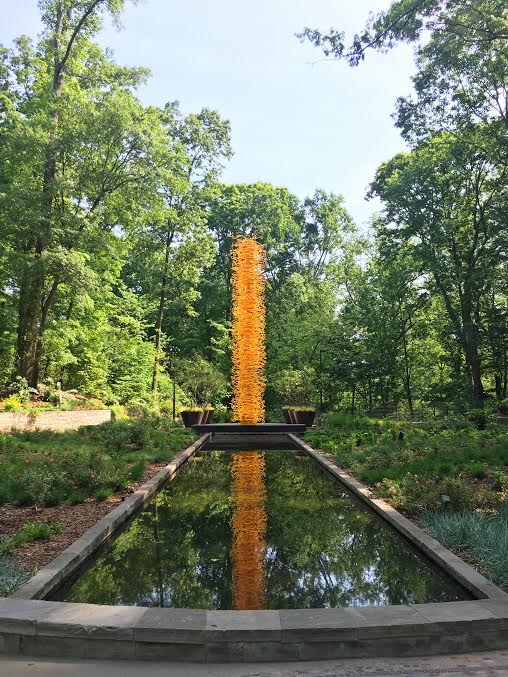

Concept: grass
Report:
left=0, top=418, right=196, bottom=509
left=0, top=554, right=30, bottom=596
left=423, top=504, right=508, bottom=589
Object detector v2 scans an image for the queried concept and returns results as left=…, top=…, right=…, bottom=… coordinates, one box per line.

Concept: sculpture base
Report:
left=192, top=423, right=306, bottom=434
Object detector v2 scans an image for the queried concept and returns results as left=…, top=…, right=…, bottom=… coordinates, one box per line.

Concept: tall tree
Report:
left=0, top=0, right=165, bottom=386
left=370, top=132, right=508, bottom=403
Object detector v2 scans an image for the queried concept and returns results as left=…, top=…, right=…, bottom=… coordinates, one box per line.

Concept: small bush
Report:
left=21, top=466, right=64, bottom=510
left=1, top=521, right=62, bottom=554
left=3, top=394, right=22, bottom=412
left=110, top=405, right=129, bottom=421
left=68, top=491, right=86, bottom=505
left=128, top=460, right=146, bottom=482
left=94, top=487, right=113, bottom=501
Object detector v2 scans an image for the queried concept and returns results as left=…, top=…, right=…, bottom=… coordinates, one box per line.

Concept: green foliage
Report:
left=3, top=394, right=22, bottom=412
left=1, top=521, right=62, bottom=554
left=94, top=488, right=113, bottom=502
left=128, top=460, right=146, bottom=483
left=272, top=368, right=317, bottom=407
left=68, top=491, right=86, bottom=505
left=308, top=421, right=508, bottom=515
left=0, top=421, right=196, bottom=508
left=9, top=377, right=31, bottom=404
left=177, top=357, right=229, bottom=406
left=423, top=505, right=508, bottom=590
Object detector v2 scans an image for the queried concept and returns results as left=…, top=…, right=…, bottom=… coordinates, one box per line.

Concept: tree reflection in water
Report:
left=231, top=451, right=267, bottom=609
left=57, top=451, right=470, bottom=608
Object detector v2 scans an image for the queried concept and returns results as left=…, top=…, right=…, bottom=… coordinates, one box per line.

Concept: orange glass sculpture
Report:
left=231, top=451, right=267, bottom=610
left=231, top=237, right=266, bottom=424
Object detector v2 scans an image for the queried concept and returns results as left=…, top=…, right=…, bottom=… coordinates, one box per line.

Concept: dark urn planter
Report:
left=282, top=408, right=292, bottom=423
left=180, top=409, right=204, bottom=428
left=203, top=409, right=214, bottom=424
left=294, top=409, right=316, bottom=426
left=288, top=409, right=298, bottom=424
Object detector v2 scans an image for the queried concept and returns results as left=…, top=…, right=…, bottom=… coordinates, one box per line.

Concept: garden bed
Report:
left=0, top=460, right=169, bottom=572
left=0, top=419, right=196, bottom=594
left=306, top=414, right=508, bottom=590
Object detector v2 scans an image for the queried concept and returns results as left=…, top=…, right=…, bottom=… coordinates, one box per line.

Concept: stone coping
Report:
left=1, top=433, right=507, bottom=662
left=1, top=598, right=508, bottom=661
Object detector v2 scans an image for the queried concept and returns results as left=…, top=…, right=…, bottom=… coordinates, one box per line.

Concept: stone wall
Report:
left=0, top=409, right=111, bottom=432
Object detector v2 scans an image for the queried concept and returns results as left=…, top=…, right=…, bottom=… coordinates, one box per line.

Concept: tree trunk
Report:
left=151, top=228, right=174, bottom=395
left=16, top=5, right=65, bottom=387
left=401, top=327, right=413, bottom=416
left=16, top=262, right=44, bottom=386
left=460, top=287, right=484, bottom=405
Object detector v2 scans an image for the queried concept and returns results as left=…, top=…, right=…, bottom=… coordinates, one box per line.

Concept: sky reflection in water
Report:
left=57, top=450, right=470, bottom=608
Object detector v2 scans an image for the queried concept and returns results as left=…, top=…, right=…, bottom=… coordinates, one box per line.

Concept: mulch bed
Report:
left=0, top=461, right=168, bottom=573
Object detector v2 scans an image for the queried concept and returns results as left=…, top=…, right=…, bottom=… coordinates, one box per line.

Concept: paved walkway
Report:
left=2, top=651, right=508, bottom=676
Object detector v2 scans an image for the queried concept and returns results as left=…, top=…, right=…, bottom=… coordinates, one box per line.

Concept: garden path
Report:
left=1, top=650, right=508, bottom=676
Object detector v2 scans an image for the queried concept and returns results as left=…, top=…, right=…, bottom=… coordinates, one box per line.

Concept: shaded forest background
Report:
left=1, top=0, right=507, bottom=417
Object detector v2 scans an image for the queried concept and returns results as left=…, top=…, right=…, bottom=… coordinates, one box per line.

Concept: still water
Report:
left=54, top=451, right=470, bottom=608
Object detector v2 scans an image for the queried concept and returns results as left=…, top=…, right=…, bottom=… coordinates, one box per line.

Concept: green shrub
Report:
left=1, top=521, right=62, bottom=553
left=3, top=394, right=22, bottom=412
left=68, top=491, right=86, bottom=505
left=64, top=449, right=128, bottom=493
left=128, top=460, right=146, bottom=482
left=94, top=487, right=113, bottom=501
left=21, top=466, right=64, bottom=509
left=110, top=405, right=129, bottom=421
left=80, top=420, right=146, bottom=454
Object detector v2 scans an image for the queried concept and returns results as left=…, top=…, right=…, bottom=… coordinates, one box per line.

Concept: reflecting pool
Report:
left=53, top=451, right=471, bottom=608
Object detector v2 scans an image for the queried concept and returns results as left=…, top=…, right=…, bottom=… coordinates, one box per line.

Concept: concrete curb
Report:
left=0, top=599, right=508, bottom=662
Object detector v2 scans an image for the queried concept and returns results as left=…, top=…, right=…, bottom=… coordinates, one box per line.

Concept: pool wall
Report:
left=1, top=432, right=508, bottom=662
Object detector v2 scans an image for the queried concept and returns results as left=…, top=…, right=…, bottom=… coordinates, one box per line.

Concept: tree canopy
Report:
left=1, top=0, right=507, bottom=415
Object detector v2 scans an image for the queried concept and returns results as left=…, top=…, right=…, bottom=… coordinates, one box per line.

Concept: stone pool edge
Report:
left=288, top=434, right=508, bottom=602
left=0, top=434, right=507, bottom=663
left=11, top=433, right=211, bottom=601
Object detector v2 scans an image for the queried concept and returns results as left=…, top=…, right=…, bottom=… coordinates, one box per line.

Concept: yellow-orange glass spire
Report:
left=231, top=451, right=267, bottom=610
left=231, top=237, right=266, bottom=424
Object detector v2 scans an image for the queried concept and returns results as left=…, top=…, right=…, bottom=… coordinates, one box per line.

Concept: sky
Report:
left=1, top=0, right=416, bottom=227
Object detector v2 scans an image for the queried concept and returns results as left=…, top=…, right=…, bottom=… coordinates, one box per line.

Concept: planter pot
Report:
left=203, top=409, right=214, bottom=424
left=499, top=406, right=508, bottom=416
left=294, top=410, right=316, bottom=426
left=282, top=408, right=292, bottom=423
left=180, top=410, right=204, bottom=428
left=288, top=409, right=298, bottom=424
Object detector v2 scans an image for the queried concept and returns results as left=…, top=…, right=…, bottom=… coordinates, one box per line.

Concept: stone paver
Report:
left=2, top=650, right=508, bottom=676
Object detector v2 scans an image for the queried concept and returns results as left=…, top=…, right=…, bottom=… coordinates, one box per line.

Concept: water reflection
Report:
left=55, top=451, right=471, bottom=608
left=231, top=452, right=267, bottom=609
